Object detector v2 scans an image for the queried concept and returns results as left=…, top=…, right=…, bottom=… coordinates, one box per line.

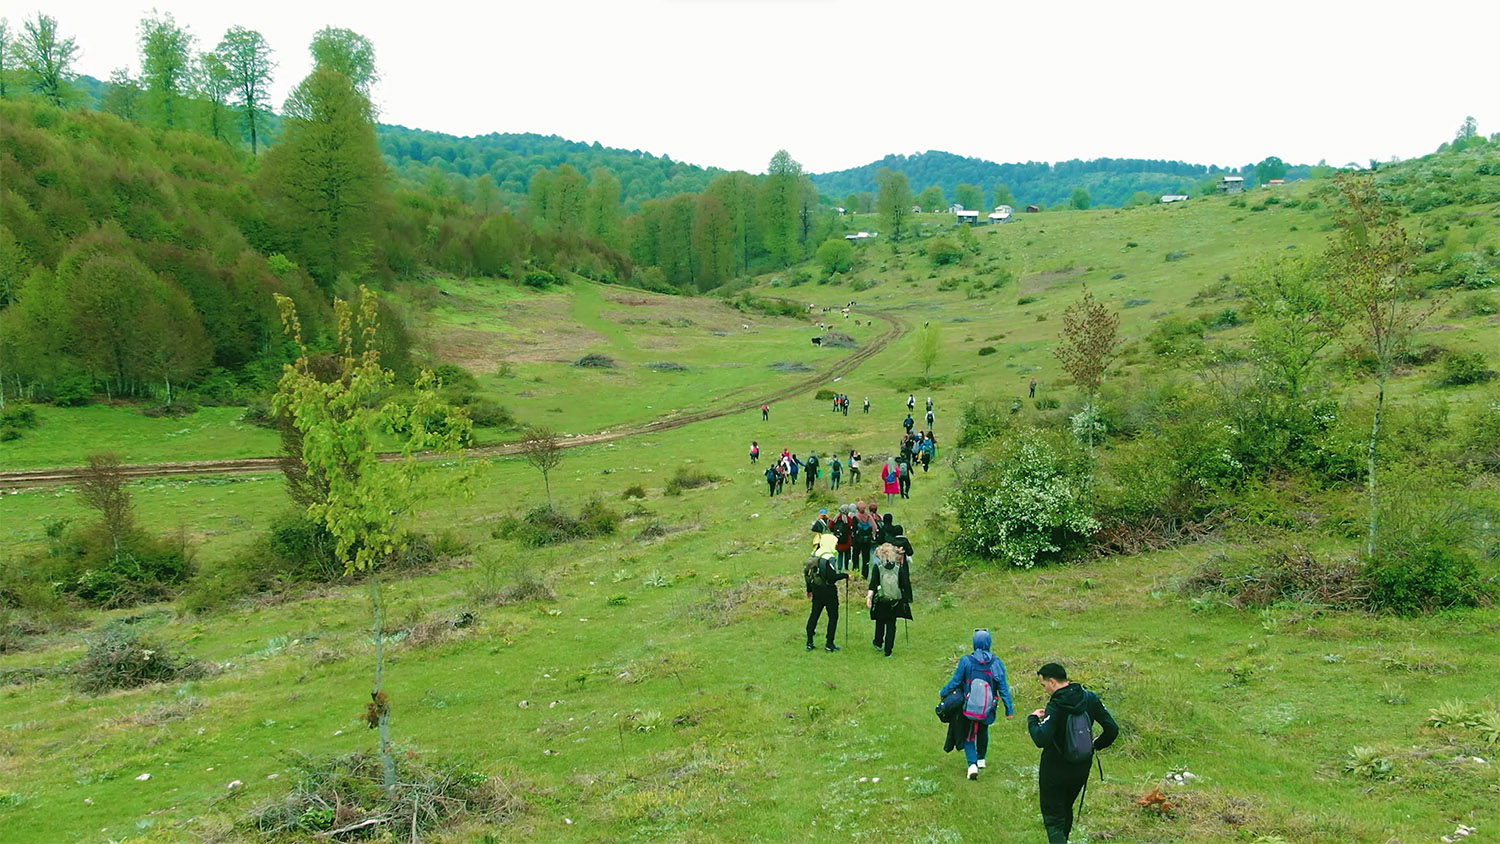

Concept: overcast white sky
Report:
left=16, top=0, right=1500, bottom=174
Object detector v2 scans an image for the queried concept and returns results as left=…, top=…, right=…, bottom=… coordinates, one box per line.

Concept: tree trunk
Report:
left=1365, top=375, right=1385, bottom=557
left=369, top=575, right=396, bottom=791
left=543, top=471, right=553, bottom=511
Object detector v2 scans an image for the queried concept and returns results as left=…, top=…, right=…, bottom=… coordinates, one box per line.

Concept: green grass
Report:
left=0, top=405, right=280, bottom=470
left=4, top=170, right=1500, bottom=842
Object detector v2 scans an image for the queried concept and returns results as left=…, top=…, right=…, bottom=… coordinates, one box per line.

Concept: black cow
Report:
left=811, top=337, right=822, bottom=346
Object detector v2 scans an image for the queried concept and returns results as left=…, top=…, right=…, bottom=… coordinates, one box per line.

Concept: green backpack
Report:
left=874, top=560, right=905, bottom=606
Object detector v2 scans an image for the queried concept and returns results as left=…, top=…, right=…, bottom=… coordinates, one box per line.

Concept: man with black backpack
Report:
left=804, top=453, right=820, bottom=491
left=804, top=535, right=849, bottom=652
left=1027, top=663, right=1120, bottom=844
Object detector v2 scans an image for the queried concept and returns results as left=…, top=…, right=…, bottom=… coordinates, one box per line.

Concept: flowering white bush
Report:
left=950, top=437, right=1098, bottom=568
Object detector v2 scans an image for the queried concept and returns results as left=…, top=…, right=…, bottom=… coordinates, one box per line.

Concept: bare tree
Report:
left=518, top=425, right=565, bottom=510
left=1326, top=174, right=1434, bottom=555
left=1054, top=285, right=1120, bottom=455
left=77, top=452, right=133, bottom=561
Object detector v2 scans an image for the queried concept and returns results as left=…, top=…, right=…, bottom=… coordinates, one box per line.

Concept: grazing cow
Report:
left=811, top=337, right=822, bottom=346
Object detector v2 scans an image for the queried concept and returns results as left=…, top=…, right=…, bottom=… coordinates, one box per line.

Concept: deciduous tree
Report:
left=271, top=286, right=472, bottom=791
left=915, top=185, right=944, bottom=212
left=990, top=183, right=1015, bottom=208
left=1055, top=285, right=1120, bottom=455
left=585, top=167, right=623, bottom=247
left=1070, top=187, right=1091, bottom=210
left=759, top=150, right=802, bottom=266
left=13, top=14, right=78, bottom=107
left=309, top=26, right=378, bottom=99
left=916, top=323, right=941, bottom=384
left=955, top=184, right=985, bottom=212
left=876, top=168, right=912, bottom=242
left=1326, top=173, right=1432, bottom=555
left=518, top=425, right=565, bottom=511
left=138, top=12, right=194, bottom=129
left=195, top=51, right=233, bottom=143
left=216, top=26, right=274, bottom=153
left=99, top=68, right=142, bottom=121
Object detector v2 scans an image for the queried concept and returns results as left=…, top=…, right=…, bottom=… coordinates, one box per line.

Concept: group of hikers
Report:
left=828, top=393, right=867, bottom=415
left=803, top=506, right=1116, bottom=842
left=756, top=446, right=874, bottom=496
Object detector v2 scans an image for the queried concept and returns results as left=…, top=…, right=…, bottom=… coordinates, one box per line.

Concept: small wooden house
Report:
left=1160, top=195, right=1190, bottom=203
left=956, top=210, right=980, bottom=225
left=1025, top=205, right=1041, bottom=213
left=1218, top=176, right=1245, bottom=193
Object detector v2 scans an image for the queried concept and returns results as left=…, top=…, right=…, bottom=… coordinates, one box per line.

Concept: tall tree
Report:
left=134, top=276, right=212, bottom=404
left=657, top=193, right=697, bottom=288
left=309, top=26, right=378, bottom=98
left=1070, top=187, right=1091, bottom=210
left=692, top=193, right=734, bottom=290
left=0, top=18, right=13, bottom=99
left=584, top=167, right=623, bottom=248
left=13, top=14, right=78, bottom=107
left=517, top=425, right=564, bottom=511
left=706, top=171, right=759, bottom=274
left=759, top=150, right=802, bottom=266
left=138, top=12, right=195, bottom=129
left=796, top=175, right=820, bottom=246
left=99, top=68, right=143, bottom=121
left=1055, top=285, right=1120, bottom=456
left=915, top=185, right=945, bottom=211
left=1239, top=256, right=1343, bottom=400
left=876, top=168, right=913, bottom=242
left=272, top=286, right=472, bottom=791
left=916, top=323, right=941, bottom=385
left=547, top=164, right=588, bottom=233
left=473, top=173, right=501, bottom=215
left=955, top=184, right=985, bottom=212
left=195, top=51, right=233, bottom=143
left=1326, top=174, right=1431, bottom=555
left=259, top=66, right=387, bottom=287
left=217, top=26, right=275, bottom=153
left=990, top=183, right=1016, bottom=208
left=1254, top=156, right=1287, bottom=185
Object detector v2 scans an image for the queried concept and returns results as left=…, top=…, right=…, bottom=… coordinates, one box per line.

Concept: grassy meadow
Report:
left=3, top=171, right=1499, bottom=843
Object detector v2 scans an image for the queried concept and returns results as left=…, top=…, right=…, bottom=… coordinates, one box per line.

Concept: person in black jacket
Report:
left=865, top=542, right=912, bottom=657
left=881, top=513, right=914, bottom=564
left=804, top=542, right=849, bottom=652
left=1026, top=663, right=1120, bottom=843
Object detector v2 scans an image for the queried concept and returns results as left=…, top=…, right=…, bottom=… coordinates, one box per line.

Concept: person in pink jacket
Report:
left=882, top=457, right=901, bottom=506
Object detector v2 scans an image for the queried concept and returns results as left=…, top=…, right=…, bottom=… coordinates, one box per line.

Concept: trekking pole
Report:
left=843, top=577, right=849, bottom=647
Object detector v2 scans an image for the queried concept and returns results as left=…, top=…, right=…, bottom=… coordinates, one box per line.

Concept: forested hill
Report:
left=809, top=150, right=1317, bottom=209
left=376, top=126, right=725, bottom=212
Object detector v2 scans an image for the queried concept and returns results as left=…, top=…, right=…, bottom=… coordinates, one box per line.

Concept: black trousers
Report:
left=872, top=614, right=896, bottom=655
left=806, top=590, right=838, bottom=646
left=830, top=473, right=841, bottom=489
left=853, top=544, right=872, bottom=578
left=1038, top=756, right=1091, bottom=843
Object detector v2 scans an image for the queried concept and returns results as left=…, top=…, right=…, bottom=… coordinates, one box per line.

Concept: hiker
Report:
left=863, top=397, right=870, bottom=414
left=788, top=454, right=802, bottom=485
left=841, top=395, right=850, bottom=416
left=1028, top=663, right=1120, bottom=844
left=804, top=535, right=849, bottom=652
left=1029, top=376, right=1037, bottom=399
left=765, top=465, right=778, bottom=497
left=940, top=629, right=1014, bottom=780
left=926, top=396, right=933, bottom=413
left=903, top=414, right=915, bottom=434
left=805, top=453, right=821, bottom=490
left=882, top=457, right=901, bottom=506
left=851, top=500, right=877, bottom=577
left=865, top=542, right=912, bottom=657
left=774, top=463, right=787, bottom=495
left=897, top=458, right=912, bottom=499
left=810, top=507, right=831, bottom=534
left=762, top=403, right=770, bottom=421
left=833, top=504, right=855, bottom=570
left=926, top=409, right=935, bottom=429
left=908, top=394, right=916, bottom=411
left=750, top=441, right=760, bottom=464
left=881, top=512, right=913, bottom=562
left=848, top=450, right=862, bottom=485
left=829, top=456, right=843, bottom=490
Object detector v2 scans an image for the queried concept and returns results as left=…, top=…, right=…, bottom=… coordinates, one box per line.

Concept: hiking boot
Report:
left=824, top=644, right=841, bottom=653
left=967, top=764, right=979, bottom=780
left=977, top=759, right=986, bottom=769
left=805, top=641, right=815, bottom=651
left=884, top=652, right=893, bottom=658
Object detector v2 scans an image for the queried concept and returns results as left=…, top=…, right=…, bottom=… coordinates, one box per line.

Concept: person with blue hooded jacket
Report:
left=939, top=629, right=1014, bottom=780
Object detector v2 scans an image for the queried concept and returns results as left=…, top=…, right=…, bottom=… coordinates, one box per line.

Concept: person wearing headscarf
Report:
left=940, top=629, right=1013, bottom=779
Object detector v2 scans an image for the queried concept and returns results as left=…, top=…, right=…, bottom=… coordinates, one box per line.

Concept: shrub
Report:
left=1438, top=351, right=1495, bottom=387
left=493, top=501, right=620, bottom=547
left=1016, top=296, right=1037, bottom=305
left=1450, top=292, right=1500, bottom=319
left=621, top=484, right=647, bottom=499
left=243, top=752, right=524, bottom=838
left=926, top=237, right=964, bottom=265
left=949, top=433, right=1098, bottom=567
left=574, top=353, right=615, bottom=368
left=664, top=466, right=722, bottom=496
left=0, top=405, right=39, bottom=430
left=522, top=269, right=557, bottom=289
left=459, top=397, right=515, bottom=428
left=1365, top=546, right=1489, bottom=615
left=430, top=363, right=478, bottom=393
left=1180, top=544, right=1367, bottom=610
left=74, top=624, right=197, bottom=695
left=814, top=388, right=837, bottom=401
left=956, top=397, right=1022, bottom=447
left=978, top=346, right=998, bottom=356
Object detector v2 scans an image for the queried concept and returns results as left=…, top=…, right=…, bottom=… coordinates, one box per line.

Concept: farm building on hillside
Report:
left=845, top=231, right=876, bottom=243
left=1160, top=195, right=1190, bottom=203
left=956, top=210, right=981, bottom=224
left=911, top=205, right=922, bottom=213
left=1025, top=205, right=1041, bottom=213
left=1267, top=179, right=1286, bottom=186
left=1218, top=176, right=1245, bottom=193
left=948, top=203, right=966, bottom=214
left=988, top=206, right=1012, bottom=222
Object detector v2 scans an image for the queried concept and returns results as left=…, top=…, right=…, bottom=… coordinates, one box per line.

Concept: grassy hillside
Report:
left=2, top=145, right=1499, bottom=843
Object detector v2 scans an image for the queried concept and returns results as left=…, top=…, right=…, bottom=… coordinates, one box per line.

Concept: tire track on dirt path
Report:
left=0, top=310, right=909, bottom=490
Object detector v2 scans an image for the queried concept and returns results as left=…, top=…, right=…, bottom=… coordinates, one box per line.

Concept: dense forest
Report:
left=811, top=150, right=1323, bottom=210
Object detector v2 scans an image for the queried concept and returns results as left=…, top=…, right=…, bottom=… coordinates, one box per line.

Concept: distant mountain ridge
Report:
left=808, top=150, right=1313, bottom=209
